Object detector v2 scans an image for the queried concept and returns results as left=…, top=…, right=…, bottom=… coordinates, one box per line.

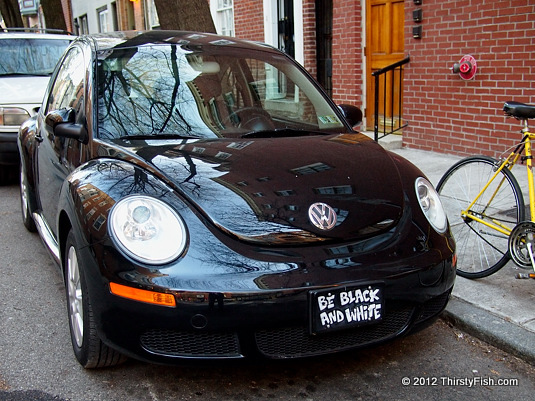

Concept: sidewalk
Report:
left=390, top=144, right=535, bottom=365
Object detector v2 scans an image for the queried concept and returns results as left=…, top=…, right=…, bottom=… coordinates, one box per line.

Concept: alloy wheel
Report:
left=67, top=246, right=84, bottom=348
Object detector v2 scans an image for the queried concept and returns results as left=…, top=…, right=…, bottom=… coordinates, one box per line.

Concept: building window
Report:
left=291, top=162, right=332, bottom=175
left=145, top=0, right=160, bottom=29
left=75, top=14, right=89, bottom=35
left=20, top=0, right=38, bottom=15
left=275, top=189, right=296, bottom=197
left=111, top=2, right=119, bottom=31
left=314, top=185, right=354, bottom=195
left=227, top=141, right=253, bottom=150
left=211, top=0, right=234, bottom=36
left=97, top=7, right=109, bottom=33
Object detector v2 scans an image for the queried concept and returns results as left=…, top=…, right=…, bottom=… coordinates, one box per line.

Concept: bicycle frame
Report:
left=461, top=120, right=535, bottom=235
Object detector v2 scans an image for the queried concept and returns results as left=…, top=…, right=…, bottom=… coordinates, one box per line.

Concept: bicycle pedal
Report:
left=516, top=272, right=535, bottom=279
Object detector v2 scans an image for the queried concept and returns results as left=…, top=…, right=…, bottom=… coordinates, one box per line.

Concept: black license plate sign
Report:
left=310, top=284, right=383, bottom=334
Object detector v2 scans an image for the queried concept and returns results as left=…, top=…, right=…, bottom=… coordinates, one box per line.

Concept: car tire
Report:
left=64, top=229, right=126, bottom=368
left=20, top=164, right=37, bottom=232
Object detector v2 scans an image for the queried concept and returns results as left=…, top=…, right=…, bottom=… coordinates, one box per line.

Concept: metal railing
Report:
left=372, top=56, right=410, bottom=141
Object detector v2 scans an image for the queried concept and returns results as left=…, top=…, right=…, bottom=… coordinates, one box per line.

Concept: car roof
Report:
left=84, top=30, right=276, bottom=54
left=0, top=28, right=74, bottom=40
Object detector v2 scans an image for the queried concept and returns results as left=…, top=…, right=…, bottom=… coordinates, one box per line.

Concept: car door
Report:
left=36, top=45, right=86, bottom=230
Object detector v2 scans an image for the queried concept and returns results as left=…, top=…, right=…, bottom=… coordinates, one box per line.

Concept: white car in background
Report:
left=0, top=28, right=72, bottom=184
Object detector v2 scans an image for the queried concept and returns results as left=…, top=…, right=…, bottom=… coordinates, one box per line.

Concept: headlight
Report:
left=415, top=177, right=448, bottom=234
left=0, top=107, right=30, bottom=126
left=109, top=196, right=187, bottom=265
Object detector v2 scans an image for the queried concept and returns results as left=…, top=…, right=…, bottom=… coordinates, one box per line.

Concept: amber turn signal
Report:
left=110, top=282, right=176, bottom=307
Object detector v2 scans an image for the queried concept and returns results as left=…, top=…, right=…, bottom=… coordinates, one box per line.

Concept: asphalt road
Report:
left=1, top=178, right=535, bottom=401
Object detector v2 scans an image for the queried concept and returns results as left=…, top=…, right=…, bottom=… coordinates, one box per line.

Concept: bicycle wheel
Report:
left=436, top=156, right=525, bottom=278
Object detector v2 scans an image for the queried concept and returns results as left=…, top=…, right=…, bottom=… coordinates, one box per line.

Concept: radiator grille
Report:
left=255, top=305, right=414, bottom=358
left=140, top=329, right=241, bottom=358
left=414, top=292, right=451, bottom=324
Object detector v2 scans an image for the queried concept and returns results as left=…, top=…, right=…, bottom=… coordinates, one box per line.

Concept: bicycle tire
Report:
left=436, top=156, right=525, bottom=278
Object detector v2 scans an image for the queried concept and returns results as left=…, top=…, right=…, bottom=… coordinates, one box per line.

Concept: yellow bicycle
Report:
left=437, top=101, right=535, bottom=279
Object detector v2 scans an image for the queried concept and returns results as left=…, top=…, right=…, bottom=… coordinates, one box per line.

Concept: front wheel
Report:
left=436, top=156, right=524, bottom=278
left=65, top=230, right=126, bottom=368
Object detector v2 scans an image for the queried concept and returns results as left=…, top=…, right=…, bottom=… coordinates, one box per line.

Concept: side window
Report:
left=45, top=47, right=85, bottom=118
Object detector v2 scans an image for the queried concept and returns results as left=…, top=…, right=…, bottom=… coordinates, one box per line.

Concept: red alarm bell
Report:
left=451, top=55, right=477, bottom=80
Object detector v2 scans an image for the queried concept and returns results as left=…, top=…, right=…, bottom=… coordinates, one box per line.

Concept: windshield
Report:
left=97, top=44, right=345, bottom=140
left=0, top=38, right=71, bottom=76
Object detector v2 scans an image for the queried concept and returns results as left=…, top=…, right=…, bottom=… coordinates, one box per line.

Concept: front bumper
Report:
left=87, top=256, right=455, bottom=364
left=137, top=289, right=452, bottom=361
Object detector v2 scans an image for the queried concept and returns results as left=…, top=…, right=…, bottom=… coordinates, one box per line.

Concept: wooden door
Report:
left=365, top=0, right=405, bottom=131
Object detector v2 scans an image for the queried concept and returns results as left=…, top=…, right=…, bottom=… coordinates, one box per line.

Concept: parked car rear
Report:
left=0, top=28, right=72, bottom=184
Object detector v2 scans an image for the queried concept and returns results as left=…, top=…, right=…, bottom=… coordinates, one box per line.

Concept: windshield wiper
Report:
left=116, top=133, right=201, bottom=140
left=241, top=128, right=328, bottom=139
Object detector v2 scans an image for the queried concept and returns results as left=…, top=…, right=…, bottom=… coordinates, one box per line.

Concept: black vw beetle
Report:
left=18, top=31, right=456, bottom=368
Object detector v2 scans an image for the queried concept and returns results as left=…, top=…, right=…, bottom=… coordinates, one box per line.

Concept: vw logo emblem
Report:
left=308, top=202, right=337, bottom=230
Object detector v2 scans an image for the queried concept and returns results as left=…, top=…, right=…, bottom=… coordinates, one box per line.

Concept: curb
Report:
left=441, top=297, right=535, bottom=366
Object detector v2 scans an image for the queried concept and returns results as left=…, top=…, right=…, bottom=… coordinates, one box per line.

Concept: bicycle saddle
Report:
left=503, top=101, right=535, bottom=119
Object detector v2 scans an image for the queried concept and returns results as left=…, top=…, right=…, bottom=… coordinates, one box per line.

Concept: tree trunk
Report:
left=153, top=0, right=216, bottom=33
left=40, top=0, right=68, bottom=31
left=0, top=0, right=24, bottom=28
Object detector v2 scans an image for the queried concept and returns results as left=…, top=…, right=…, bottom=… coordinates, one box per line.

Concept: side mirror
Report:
left=338, top=104, right=363, bottom=130
left=45, top=108, right=88, bottom=143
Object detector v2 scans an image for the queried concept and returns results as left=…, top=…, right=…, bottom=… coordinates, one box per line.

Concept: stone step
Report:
left=362, top=131, right=402, bottom=150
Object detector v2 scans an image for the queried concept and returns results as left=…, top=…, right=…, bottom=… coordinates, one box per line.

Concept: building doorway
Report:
left=278, top=0, right=295, bottom=57
left=365, top=0, right=405, bottom=131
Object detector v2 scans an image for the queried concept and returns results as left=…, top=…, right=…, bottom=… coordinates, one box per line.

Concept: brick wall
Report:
left=234, top=0, right=264, bottom=41
left=403, top=0, right=535, bottom=157
left=232, top=1, right=318, bottom=78
left=331, top=0, right=363, bottom=106
left=302, top=0, right=317, bottom=77
left=60, top=0, right=73, bottom=32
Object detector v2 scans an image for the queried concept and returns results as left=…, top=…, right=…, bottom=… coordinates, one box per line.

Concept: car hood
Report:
left=116, top=133, right=405, bottom=244
left=0, top=76, right=49, bottom=104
